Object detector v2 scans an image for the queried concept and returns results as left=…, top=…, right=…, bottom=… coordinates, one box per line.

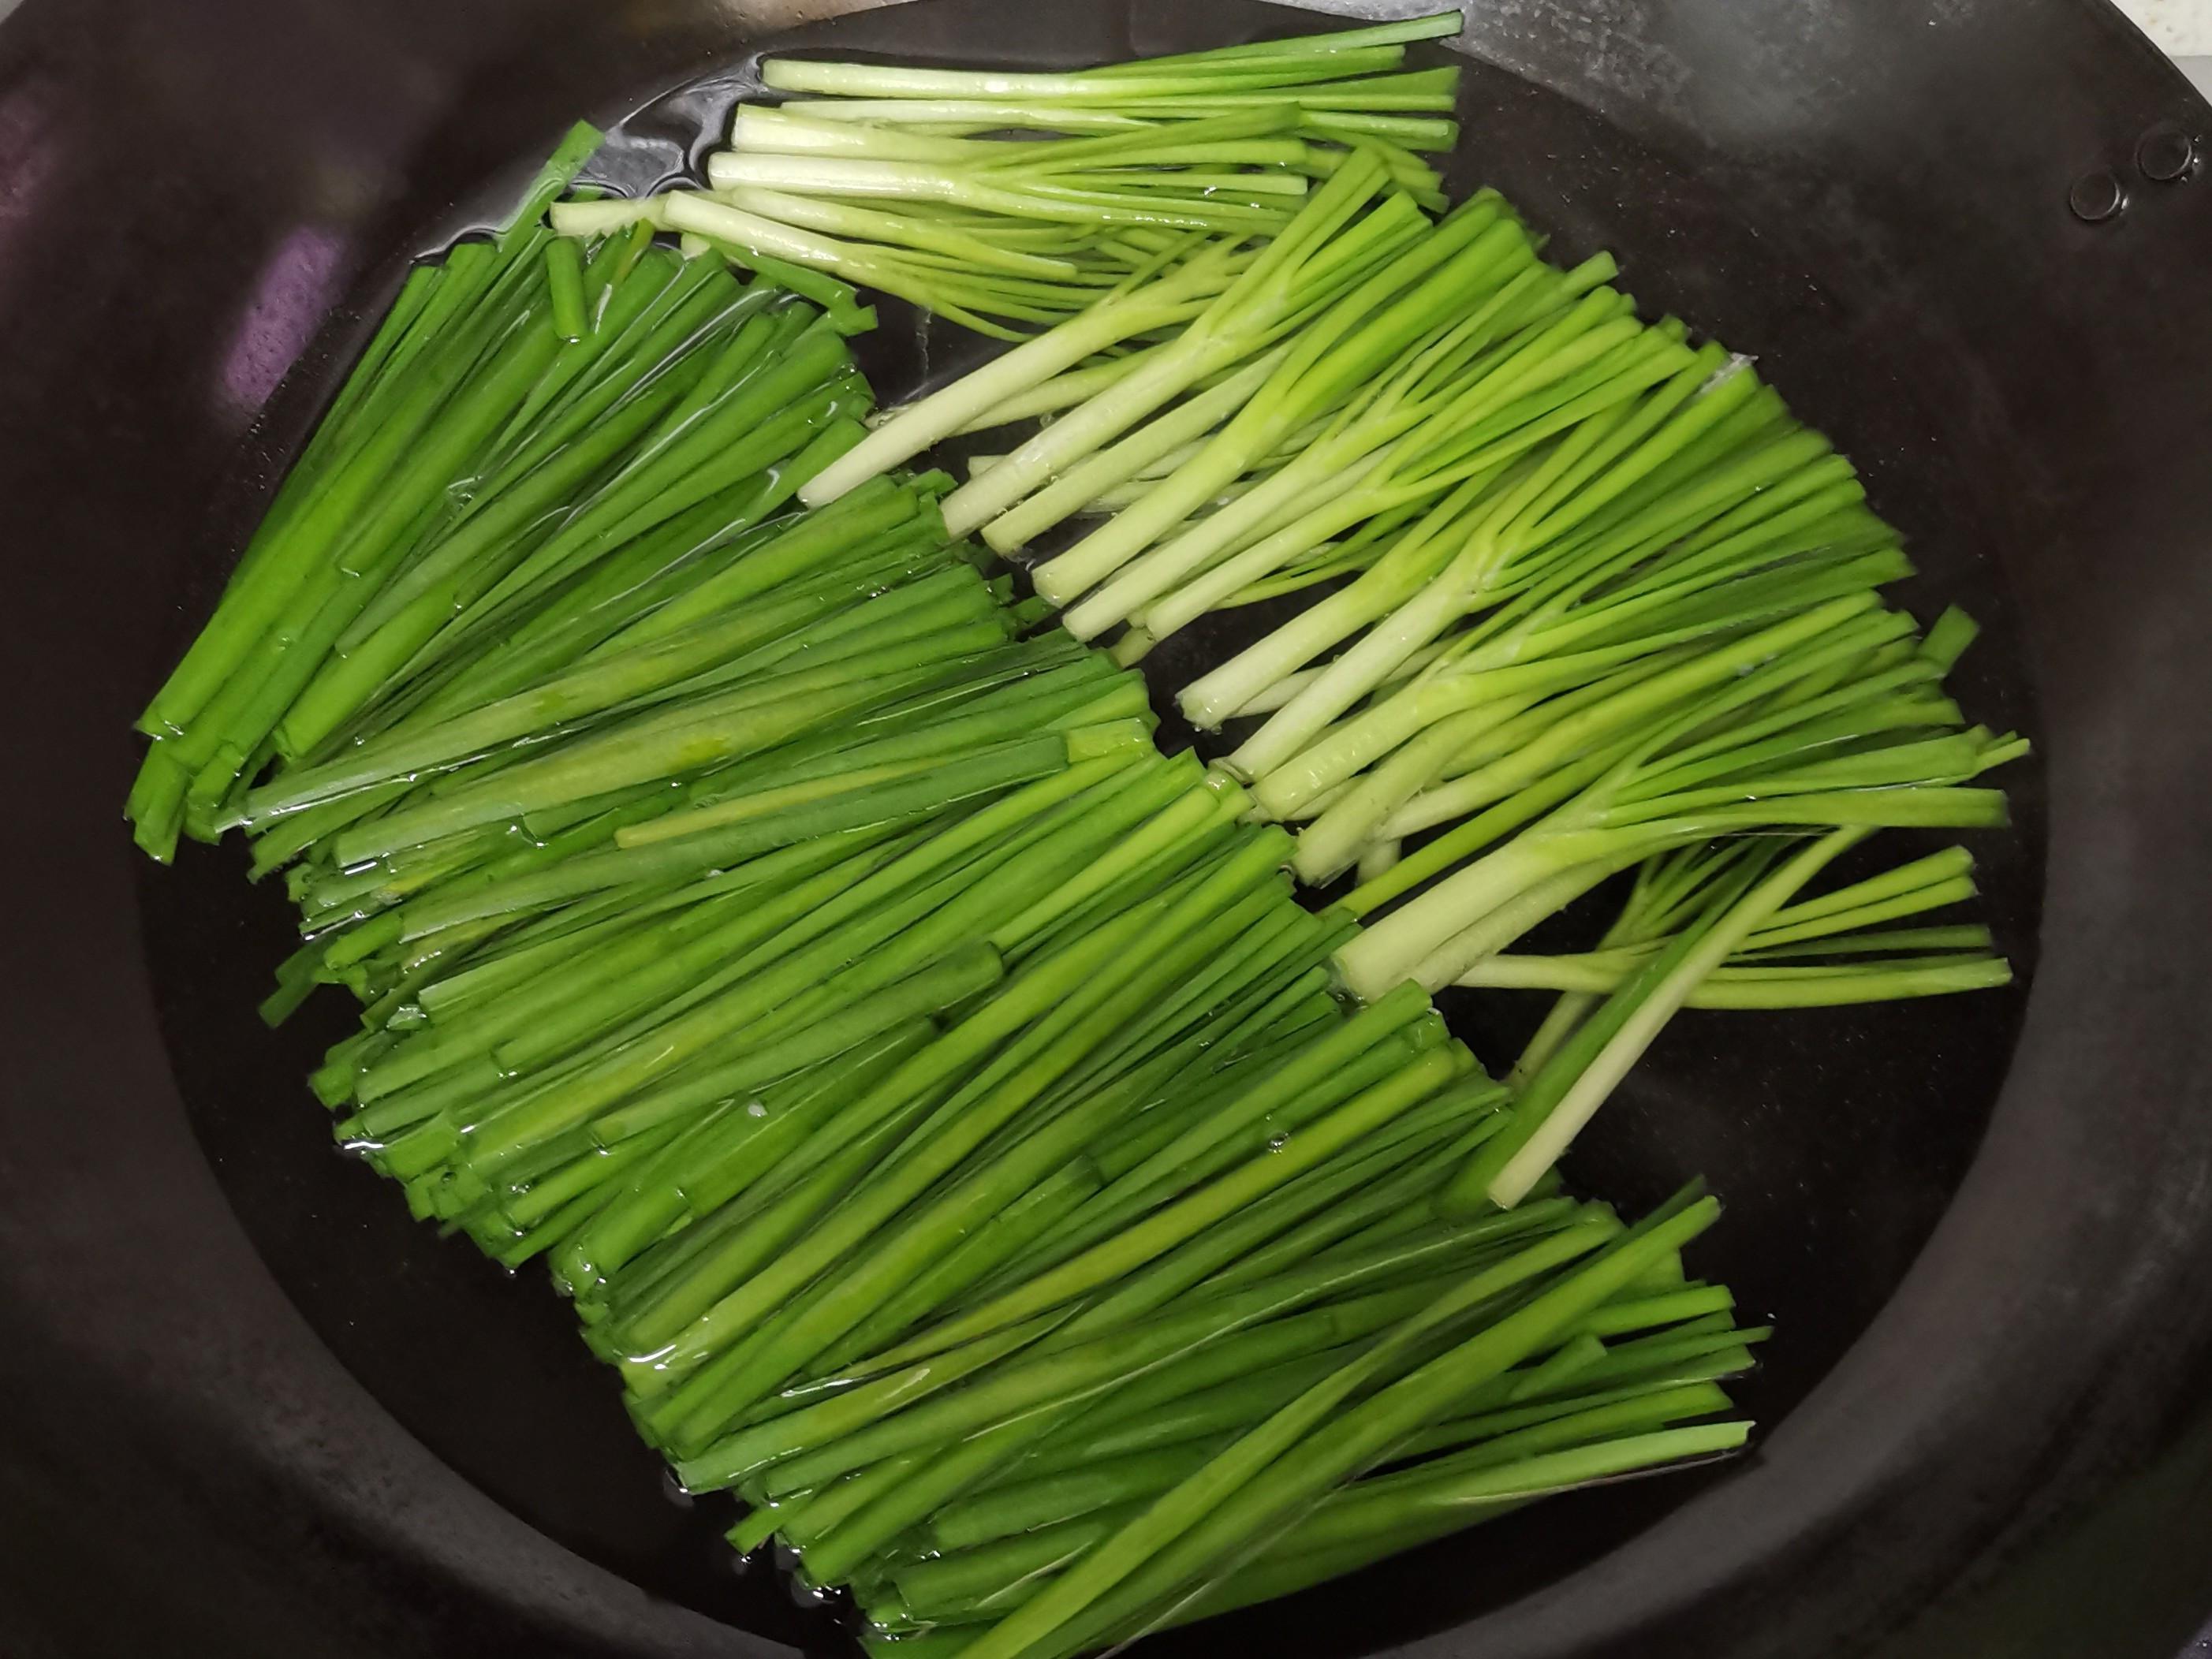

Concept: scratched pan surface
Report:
left=2, top=1, right=2210, bottom=1657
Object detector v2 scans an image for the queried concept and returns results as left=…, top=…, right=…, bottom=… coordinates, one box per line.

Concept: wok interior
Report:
left=136, top=2, right=2042, bottom=1651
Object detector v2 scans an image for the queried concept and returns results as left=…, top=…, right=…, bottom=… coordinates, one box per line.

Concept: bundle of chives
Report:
left=366, top=739, right=1218, bottom=1251
left=827, top=151, right=1439, bottom=526
left=759, top=73, right=2024, bottom=1130
left=561, top=194, right=1233, bottom=343
left=542, top=13, right=1466, bottom=337
left=128, top=123, right=603, bottom=858
left=1460, top=841, right=2010, bottom=1023
left=870, top=1189, right=1733, bottom=1659
left=1137, top=359, right=2030, bottom=1028
left=124, top=128, right=899, bottom=864
left=264, top=520, right=1008, bottom=977
left=880, top=1374, right=1751, bottom=1630
left=1042, top=259, right=1662, bottom=644
left=815, top=185, right=1591, bottom=583
left=229, top=478, right=961, bottom=827
left=791, top=311, right=2023, bottom=1103
left=1174, top=348, right=1848, bottom=740
left=1328, top=601, right=2026, bottom=997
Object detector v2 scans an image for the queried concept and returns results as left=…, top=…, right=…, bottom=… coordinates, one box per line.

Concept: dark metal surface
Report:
left=0, top=2, right=2207, bottom=1657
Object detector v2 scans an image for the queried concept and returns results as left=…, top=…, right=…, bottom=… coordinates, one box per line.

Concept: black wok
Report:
left=1, top=1, right=2208, bottom=1655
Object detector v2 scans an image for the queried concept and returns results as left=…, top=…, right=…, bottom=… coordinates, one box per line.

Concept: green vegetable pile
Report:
left=785, top=18, right=2025, bottom=1202
left=124, top=12, right=2024, bottom=1655
left=551, top=14, right=1460, bottom=337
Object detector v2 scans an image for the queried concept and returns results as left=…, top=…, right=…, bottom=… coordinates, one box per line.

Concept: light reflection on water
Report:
left=0, top=78, right=61, bottom=305
left=217, top=222, right=349, bottom=419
